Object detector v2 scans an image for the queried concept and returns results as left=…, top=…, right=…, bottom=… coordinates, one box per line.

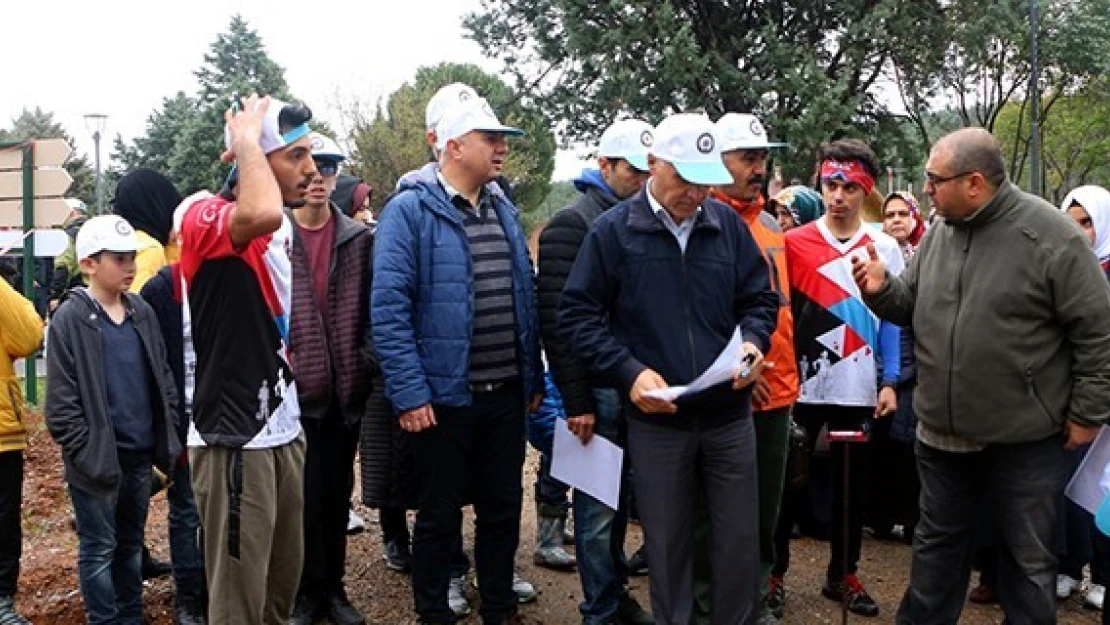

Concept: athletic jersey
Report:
left=179, top=194, right=301, bottom=449
left=785, top=219, right=904, bottom=407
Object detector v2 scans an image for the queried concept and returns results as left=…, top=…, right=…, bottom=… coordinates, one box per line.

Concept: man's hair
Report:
left=277, top=103, right=313, bottom=136
left=817, top=138, right=880, bottom=180
left=941, top=128, right=1007, bottom=188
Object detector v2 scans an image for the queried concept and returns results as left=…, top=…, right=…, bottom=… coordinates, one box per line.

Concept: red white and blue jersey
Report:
left=180, top=193, right=301, bottom=449
left=785, top=219, right=904, bottom=407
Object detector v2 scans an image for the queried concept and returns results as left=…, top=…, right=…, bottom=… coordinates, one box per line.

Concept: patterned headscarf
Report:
left=771, top=185, right=825, bottom=227
left=883, top=192, right=926, bottom=259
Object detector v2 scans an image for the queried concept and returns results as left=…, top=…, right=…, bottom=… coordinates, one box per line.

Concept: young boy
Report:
left=45, top=215, right=181, bottom=625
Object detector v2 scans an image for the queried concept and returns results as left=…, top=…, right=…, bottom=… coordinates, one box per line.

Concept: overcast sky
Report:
left=4, top=0, right=585, bottom=179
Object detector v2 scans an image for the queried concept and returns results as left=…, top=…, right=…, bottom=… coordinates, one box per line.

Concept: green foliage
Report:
left=345, top=62, right=556, bottom=213
left=521, top=179, right=578, bottom=234
left=0, top=107, right=97, bottom=204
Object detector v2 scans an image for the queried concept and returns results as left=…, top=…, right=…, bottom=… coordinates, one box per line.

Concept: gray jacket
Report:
left=866, top=182, right=1110, bottom=444
left=46, top=288, right=182, bottom=495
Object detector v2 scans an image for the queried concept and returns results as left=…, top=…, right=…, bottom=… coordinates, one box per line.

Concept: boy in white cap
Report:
left=537, top=117, right=655, bottom=625
left=558, top=112, right=779, bottom=625
left=46, top=215, right=182, bottom=625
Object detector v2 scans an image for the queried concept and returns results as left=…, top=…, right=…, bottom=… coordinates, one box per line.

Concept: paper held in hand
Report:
left=643, top=327, right=746, bottom=402
left=551, top=419, right=624, bottom=510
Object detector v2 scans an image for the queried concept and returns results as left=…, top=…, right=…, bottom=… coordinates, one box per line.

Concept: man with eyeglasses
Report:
left=288, top=132, right=375, bottom=625
left=853, top=127, right=1110, bottom=624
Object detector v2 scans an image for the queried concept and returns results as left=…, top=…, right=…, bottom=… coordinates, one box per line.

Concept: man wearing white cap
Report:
left=372, top=96, right=544, bottom=625
left=537, top=117, right=655, bottom=625
left=559, top=113, right=779, bottom=625
left=287, top=133, right=374, bottom=625
left=178, top=95, right=316, bottom=624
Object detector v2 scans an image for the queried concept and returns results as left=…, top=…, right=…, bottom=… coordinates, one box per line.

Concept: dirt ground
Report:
left=15, top=410, right=1103, bottom=624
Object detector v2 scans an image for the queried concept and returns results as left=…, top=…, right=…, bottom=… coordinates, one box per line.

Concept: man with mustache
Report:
left=372, top=97, right=544, bottom=625
left=179, top=95, right=315, bottom=624
left=287, top=133, right=373, bottom=625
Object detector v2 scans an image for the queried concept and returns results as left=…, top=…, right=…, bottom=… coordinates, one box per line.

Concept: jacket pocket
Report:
left=1025, top=365, right=1057, bottom=429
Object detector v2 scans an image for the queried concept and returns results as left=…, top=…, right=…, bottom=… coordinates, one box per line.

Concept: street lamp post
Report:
left=1029, top=0, right=1043, bottom=197
left=84, top=113, right=108, bottom=214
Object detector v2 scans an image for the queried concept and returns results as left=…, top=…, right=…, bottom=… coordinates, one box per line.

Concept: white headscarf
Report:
left=1061, top=185, right=1110, bottom=264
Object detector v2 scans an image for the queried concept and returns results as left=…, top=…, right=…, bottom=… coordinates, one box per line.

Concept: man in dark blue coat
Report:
left=559, top=113, right=778, bottom=625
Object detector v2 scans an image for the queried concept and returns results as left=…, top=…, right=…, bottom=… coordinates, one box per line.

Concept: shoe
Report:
left=347, top=508, right=367, bottom=535
left=141, top=547, right=173, bottom=580
left=449, top=575, right=472, bottom=617
left=821, top=574, right=879, bottom=617
left=766, top=575, right=785, bottom=619
left=628, top=545, right=649, bottom=576
left=290, top=592, right=325, bottom=625
left=0, top=597, right=30, bottom=625
left=383, top=538, right=412, bottom=573
left=967, top=583, right=998, bottom=604
left=616, top=592, right=654, bottom=624
left=472, top=570, right=538, bottom=603
left=564, top=525, right=575, bottom=546
left=534, top=510, right=577, bottom=572
left=1086, top=584, right=1106, bottom=610
left=1057, top=574, right=1081, bottom=599
left=327, top=588, right=366, bottom=625
left=174, top=596, right=206, bottom=625
left=756, top=607, right=779, bottom=625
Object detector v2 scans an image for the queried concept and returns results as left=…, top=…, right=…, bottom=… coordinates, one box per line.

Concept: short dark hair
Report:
left=943, top=128, right=1007, bottom=187
left=277, top=103, right=313, bottom=135
left=817, top=138, right=880, bottom=180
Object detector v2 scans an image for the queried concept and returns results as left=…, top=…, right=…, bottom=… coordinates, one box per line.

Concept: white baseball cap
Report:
left=76, top=215, right=140, bottom=261
left=426, top=82, right=481, bottom=131
left=309, top=132, right=346, bottom=162
left=716, top=113, right=788, bottom=152
left=223, top=97, right=312, bottom=156
left=435, top=97, right=524, bottom=151
left=650, top=113, right=733, bottom=186
left=598, top=119, right=654, bottom=172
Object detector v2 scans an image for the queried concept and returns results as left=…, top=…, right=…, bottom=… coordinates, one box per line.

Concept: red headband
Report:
left=820, top=160, right=875, bottom=196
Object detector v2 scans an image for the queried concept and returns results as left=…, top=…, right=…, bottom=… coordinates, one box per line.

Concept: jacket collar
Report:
left=286, top=203, right=368, bottom=248
left=626, top=188, right=722, bottom=234
left=948, top=182, right=1019, bottom=229
left=708, top=189, right=765, bottom=224
left=62, top=287, right=145, bottom=329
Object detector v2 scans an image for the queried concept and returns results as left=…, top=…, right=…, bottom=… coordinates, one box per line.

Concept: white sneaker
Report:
left=346, top=509, right=366, bottom=535
left=1086, top=584, right=1106, bottom=610
left=1057, top=574, right=1080, bottom=599
left=448, top=575, right=471, bottom=616
left=513, top=571, right=538, bottom=603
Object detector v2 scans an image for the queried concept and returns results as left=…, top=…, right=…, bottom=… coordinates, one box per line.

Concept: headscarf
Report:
left=331, top=174, right=372, bottom=217
left=111, top=168, right=182, bottom=245
left=883, top=191, right=927, bottom=257
left=1060, top=185, right=1110, bottom=264
left=771, top=185, right=825, bottom=226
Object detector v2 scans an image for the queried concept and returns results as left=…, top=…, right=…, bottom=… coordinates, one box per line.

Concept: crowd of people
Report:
left=1, top=80, right=1110, bottom=625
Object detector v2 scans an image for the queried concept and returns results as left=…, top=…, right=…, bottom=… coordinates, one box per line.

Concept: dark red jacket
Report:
left=288, top=205, right=375, bottom=424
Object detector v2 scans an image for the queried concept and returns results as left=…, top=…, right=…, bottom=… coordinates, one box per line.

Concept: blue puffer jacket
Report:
left=372, top=163, right=543, bottom=414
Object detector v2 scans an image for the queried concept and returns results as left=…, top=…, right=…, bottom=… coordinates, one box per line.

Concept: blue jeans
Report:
left=70, top=451, right=152, bottom=625
left=168, top=453, right=205, bottom=602
left=573, top=388, right=631, bottom=624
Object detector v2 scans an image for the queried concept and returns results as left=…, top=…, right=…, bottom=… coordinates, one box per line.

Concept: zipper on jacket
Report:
left=681, top=248, right=697, bottom=382
left=947, top=229, right=972, bottom=436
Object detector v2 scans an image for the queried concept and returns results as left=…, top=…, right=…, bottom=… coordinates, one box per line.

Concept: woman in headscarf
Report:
left=769, top=185, right=824, bottom=232
left=111, top=168, right=182, bottom=292
left=1057, top=184, right=1110, bottom=613
left=881, top=191, right=927, bottom=263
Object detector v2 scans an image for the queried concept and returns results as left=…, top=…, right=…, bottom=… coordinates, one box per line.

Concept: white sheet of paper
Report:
left=643, top=327, right=746, bottom=402
left=551, top=419, right=624, bottom=510
left=1066, top=426, right=1110, bottom=515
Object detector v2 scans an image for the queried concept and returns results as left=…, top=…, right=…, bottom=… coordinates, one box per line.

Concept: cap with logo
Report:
left=649, top=113, right=733, bottom=186
left=715, top=113, right=788, bottom=153
left=598, top=119, right=654, bottom=172
left=309, top=132, right=346, bottom=163
left=223, top=97, right=313, bottom=156
left=76, top=215, right=140, bottom=261
left=65, top=198, right=88, bottom=214
left=426, top=83, right=481, bottom=131
left=435, top=97, right=524, bottom=151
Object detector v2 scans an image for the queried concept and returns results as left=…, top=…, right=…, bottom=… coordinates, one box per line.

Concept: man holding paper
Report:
left=558, top=112, right=779, bottom=625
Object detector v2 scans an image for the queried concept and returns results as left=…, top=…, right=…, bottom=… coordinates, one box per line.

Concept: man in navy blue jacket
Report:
left=372, top=96, right=544, bottom=625
left=559, top=113, right=778, bottom=625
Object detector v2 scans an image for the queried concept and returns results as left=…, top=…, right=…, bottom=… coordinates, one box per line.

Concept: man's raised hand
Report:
left=851, top=243, right=888, bottom=295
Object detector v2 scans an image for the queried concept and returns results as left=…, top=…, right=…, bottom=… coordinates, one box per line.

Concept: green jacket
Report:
left=866, top=182, right=1110, bottom=444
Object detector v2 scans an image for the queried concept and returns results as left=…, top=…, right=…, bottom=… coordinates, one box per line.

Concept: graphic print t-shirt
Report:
left=786, top=219, right=904, bottom=407
left=180, top=194, right=301, bottom=449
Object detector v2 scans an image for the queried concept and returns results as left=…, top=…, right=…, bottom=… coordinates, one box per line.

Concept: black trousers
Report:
left=299, top=408, right=359, bottom=596
left=412, top=384, right=525, bottom=624
left=0, top=451, right=22, bottom=597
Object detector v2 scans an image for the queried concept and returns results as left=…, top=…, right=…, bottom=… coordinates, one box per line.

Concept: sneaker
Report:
left=472, top=571, right=538, bottom=603
left=1086, top=584, right=1106, bottom=610
left=449, top=575, right=472, bottom=617
left=967, top=583, right=998, bottom=605
left=382, top=539, right=412, bottom=573
left=766, top=576, right=785, bottom=619
left=0, top=597, right=30, bottom=625
left=1057, top=574, right=1081, bottom=599
left=347, top=509, right=367, bottom=536
left=756, top=608, right=779, bottom=625
left=327, top=588, right=366, bottom=625
left=616, top=592, right=653, bottom=625
left=628, top=545, right=649, bottom=576
left=821, top=574, right=879, bottom=617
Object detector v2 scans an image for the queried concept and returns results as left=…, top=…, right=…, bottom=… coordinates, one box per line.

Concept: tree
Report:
left=465, top=0, right=947, bottom=181
left=345, top=62, right=556, bottom=213
left=0, top=107, right=96, bottom=204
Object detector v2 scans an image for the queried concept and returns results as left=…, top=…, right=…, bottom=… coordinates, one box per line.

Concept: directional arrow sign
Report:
left=0, top=139, right=72, bottom=170
left=0, top=198, right=72, bottom=228
left=0, top=229, right=69, bottom=257
left=0, top=169, right=73, bottom=199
